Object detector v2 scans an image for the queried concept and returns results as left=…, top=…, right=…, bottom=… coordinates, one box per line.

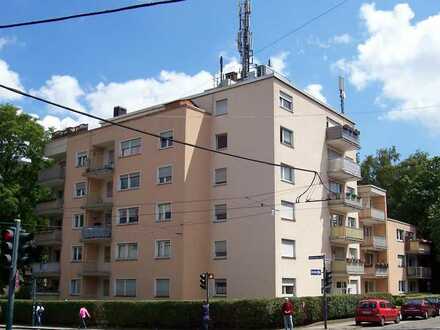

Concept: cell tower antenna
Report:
left=237, top=0, right=253, bottom=79
left=338, top=76, right=345, bottom=114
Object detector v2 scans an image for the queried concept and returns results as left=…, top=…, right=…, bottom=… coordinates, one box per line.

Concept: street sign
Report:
left=308, top=255, right=324, bottom=260
left=310, top=269, right=322, bottom=276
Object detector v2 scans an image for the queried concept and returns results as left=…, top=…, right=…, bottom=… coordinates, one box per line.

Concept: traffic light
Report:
left=324, top=271, right=332, bottom=293
left=1, top=228, right=15, bottom=268
left=17, top=230, right=34, bottom=266
left=200, top=272, right=207, bottom=290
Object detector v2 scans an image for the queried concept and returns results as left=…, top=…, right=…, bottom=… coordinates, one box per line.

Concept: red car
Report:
left=401, top=299, right=436, bottom=319
left=355, top=299, right=401, bottom=326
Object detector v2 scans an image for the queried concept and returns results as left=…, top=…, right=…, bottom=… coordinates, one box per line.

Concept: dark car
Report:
left=401, top=299, right=436, bottom=320
left=426, top=297, right=440, bottom=316
left=355, top=299, right=400, bottom=327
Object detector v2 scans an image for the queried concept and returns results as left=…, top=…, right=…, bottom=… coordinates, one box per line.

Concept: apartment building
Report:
left=34, top=65, right=429, bottom=300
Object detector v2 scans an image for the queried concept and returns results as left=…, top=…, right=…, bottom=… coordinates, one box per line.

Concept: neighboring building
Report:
left=34, top=66, right=429, bottom=299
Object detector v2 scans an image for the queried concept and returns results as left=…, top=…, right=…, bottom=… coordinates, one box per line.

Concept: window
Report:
left=396, top=229, right=405, bottom=241
left=115, top=279, right=136, bottom=297
left=158, top=166, right=172, bottom=184
left=119, top=172, right=140, bottom=190
left=214, top=240, right=227, bottom=258
left=215, top=99, right=228, bottom=116
left=118, top=207, right=139, bottom=224
left=329, top=181, right=342, bottom=194
left=155, top=279, right=170, bottom=297
left=280, top=127, right=293, bottom=147
left=106, top=181, right=113, bottom=198
left=281, top=239, right=296, bottom=258
left=214, top=279, right=227, bottom=296
left=216, top=133, right=228, bottom=150
left=214, top=204, right=227, bottom=222
left=214, top=168, right=227, bottom=185
left=281, top=164, right=294, bottom=183
left=103, top=279, right=110, bottom=297
left=365, top=253, right=374, bottom=267
left=76, top=151, right=88, bottom=168
left=104, top=246, right=111, bottom=263
left=333, top=247, right=346, bottom=260
left=120, top=138, right=141, bottom=157
left=364, top=226, right=372, bottom=238
left=160, top=130, right=173, bottom=149
left=73, top=214, right=84, bottom=229
left=155, top=240, right=171, bottom=258
left=347, top=217, right=356, bottom=228
left=156, top=203, right=172, bottom=222
left=279, top=91, right=293, bottom=111
left=280, top=201, right=295, bottom=221
left=75, top=182, right=87, bottom=197
left=330, top=214, right=344, bottom=226
left=398, top=280, right=406, bottom=293
left=117, top=243, right=138, bottom=260
left=398, top=255, right=406, bottom=267
left=72, top=246, right=82, bottom=261
left=348, top=248, right=358, bottom=259
left=70, top=279, right=80, bottom=296
left=282, top=278, right=296, bottom=296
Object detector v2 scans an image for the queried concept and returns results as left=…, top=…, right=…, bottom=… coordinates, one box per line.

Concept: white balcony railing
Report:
left=32, top=262, right=60, bottom=274
left=328, top=158, right=361, bottom=178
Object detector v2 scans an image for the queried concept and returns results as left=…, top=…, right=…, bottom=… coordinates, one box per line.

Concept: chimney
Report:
left=113, top=106, right=127, bottom=117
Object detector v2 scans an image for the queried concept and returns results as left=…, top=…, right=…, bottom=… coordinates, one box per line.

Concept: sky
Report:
left=0, top=0, right=439, bottom=159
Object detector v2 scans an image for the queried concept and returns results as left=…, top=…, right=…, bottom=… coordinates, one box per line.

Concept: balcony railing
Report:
left=331, top=226, right=364, bottom=243
left=79, top=261, right=110, bottom=277
left=407, top=266, right=432, bottom=279
left=34, top=230, right=62, bottom=246
left=84, top=159, right=114, bottom=179
left=362, top=235, right=387, bottom=250
left=83, top=193, right=113, bottom=211
left=35, top=199, right=63, bottom=215
left=81, top=226, right=112, bottom=241
left=328, top=192, right=363, bottom=213
left=32, top=262, right=60, bottom=275
left=38, top=165, right=65, bottom=186
left=360, top=207, right=386, bottom=223
left=326, top=125, right=360, bottom=151
left=328, top=158, right=361, bottom=181
left=364, top=264, right=389, bottom=277
left=406, top=240, right=431, bottom=254
left=332, top=259, right=364, bottom=275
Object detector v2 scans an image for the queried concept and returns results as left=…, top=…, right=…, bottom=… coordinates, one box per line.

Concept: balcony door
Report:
left=348, top=280, right=358, bottom=294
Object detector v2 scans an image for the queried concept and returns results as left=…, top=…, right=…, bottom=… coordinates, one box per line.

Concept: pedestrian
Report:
left=282, top=297, right=294, bottom=330
left=79, top=306, right=90, bottom=329
left=36, top=303, right=45, bottom=328
left=201, top=301, right=209, bottom=330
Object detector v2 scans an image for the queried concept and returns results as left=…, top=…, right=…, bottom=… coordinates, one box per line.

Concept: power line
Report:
left=0, top=0, right=186, bottom=30
left=254, top=0, right=351, bottom=54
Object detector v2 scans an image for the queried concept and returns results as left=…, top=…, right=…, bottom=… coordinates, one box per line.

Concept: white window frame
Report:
left=214, top=240, right=227, bottom=259
left=282, top=278, right=296, bottom=296
left=214, top=204, right=227, bottom=222
left=75, top=151, right=88, bottom=168
left=397, top=254, right=406, bottom=268
left=115, top=279, right=136, bottom=297
left=116, top=242, right=138, bottom=261
left=117, top=207, right=140, bottom=225
left=280, top=201, right=295, bottom=221
left=159, top=130, right=174, bottom=149
left=396, top=229, right=404, bottom=241
left=214, top=168, right=227, bottom=185
left=215, top=133, right=228, bottom=150
left=279, top=91, right=293, bottom=112
left=120, top=138, right=141, bottom=157
left=74, top=181, right=87, bottom=198
left=215, top=99, right=228, bottom=116
left=154, top=278, right=170, bottom=298
left=156, top=202, right=172, bottom=222
left=280, top=127, right=294, bottom=147
left=72, top=213, right=85, bottom=229
left=119, top=171, right=141, bottom=191
left=69, top=278, right=81, bottom=296
left=280, top=164, right=294, bottom=184
left=398, top=280, right=406, bottom=293
left=155, top=240, right=171, bottom=259
left=71, top=245, right=83, bottom=262
left=347, top=217, right=356, bottom=228
left=214, top=279, right=227, bottom=296
left=157, top=165, right=173, bottom=184
left=281, top=239, right=296, bottom=259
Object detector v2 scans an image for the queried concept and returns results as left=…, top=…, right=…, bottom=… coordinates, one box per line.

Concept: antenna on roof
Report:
left=267, top=58, right=272, bottom=67
left=237, top=0, right=253, bottom=79
left=220, top=56, right=224, bottom=83
left=338, top=76, right=345, bottom=114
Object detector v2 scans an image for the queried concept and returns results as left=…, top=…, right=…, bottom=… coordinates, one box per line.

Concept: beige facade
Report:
left=34, top=68, right=430, bottom=299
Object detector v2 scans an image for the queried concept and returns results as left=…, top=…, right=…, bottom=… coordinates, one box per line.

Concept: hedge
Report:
left=0, top=293, right=435, bottom=329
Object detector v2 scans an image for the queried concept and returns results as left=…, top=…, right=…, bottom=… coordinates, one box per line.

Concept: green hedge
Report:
left=0, top=293, right=433, bottom=329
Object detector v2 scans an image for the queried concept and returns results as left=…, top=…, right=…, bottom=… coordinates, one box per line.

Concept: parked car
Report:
left=355, top=299, right=400, bottom=326
left=426, top=297, right=440, bottom=316
left=401, top=299, right=436, bottom=319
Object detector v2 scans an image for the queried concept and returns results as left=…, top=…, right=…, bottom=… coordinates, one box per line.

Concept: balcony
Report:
left=328, top=192, right=363, bottom=213
left=330, top=226, right=364, bottom=244
left=407, top=266, right=432, bottom=279
left=361, top=235, right=387, bottom=250
left=360, top=207, right=386, bottom=225
left=364, top=264, right=389, bottom=278
left=38, top=165, right=65, bottom=187
left=406, top=239, right=431, bottom=255
left=34, top=230, right=62, bottom=246
left=79, top=261, right=110, bottom=277
left=326, top=125, right=360, bottom=151
left=83, top=193, right=113, bottom=211
left=328, top=158, right=361, bottom=181
left=83, top=160, right=114, bottom=180
left=35, top=199, right=63, bottom=216
left=332, top=259, right=365, bottom=275
left=32, top=262, right=60, bottom=277
left=81, top=226, right=111, bottom=242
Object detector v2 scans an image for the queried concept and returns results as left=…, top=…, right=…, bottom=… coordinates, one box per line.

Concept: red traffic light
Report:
left=2, top=229, right=14, bottom=241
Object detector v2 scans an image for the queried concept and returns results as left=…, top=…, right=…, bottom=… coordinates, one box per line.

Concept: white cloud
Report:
left=305, top=84, right=327, bottom=103
left=0, top=38, right=8, bottom=50
left=38, top=115, right=84, bottom=131
left=270, top=51, right=289, bottom=75
left=336, top=3, right=440, bottom=132
left=331, top=33, right=352, bottom=44
left=0, top=59, right=23, bottom=101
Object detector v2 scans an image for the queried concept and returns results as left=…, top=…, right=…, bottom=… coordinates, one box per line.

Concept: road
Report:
left=302, top=317, right=440, bottom=329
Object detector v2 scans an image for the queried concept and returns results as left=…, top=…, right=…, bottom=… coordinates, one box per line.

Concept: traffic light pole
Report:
left=322, top=258, right=328, bottom=330
left=206, top=272, right=209, bottom=305
left=6, top=219, right=20, bottom=330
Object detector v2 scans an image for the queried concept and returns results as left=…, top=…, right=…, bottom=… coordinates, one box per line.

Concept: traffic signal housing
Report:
left=324, top=270, right=332, bottom=293
left=17, top=230, right=34, bottom=266
left=1, top=228, right=15, bottom=268
left=200, top=272, right=207, bottom=290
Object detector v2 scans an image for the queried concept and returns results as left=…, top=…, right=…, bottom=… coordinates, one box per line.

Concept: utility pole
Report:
left=237, top=0, right=253, bottom=79
left=31, top=276, right=36, bottom=327
left=323, top=259, right=328, bottom=330
left=309, top=254, right=329, bottom=330
left=6, top=219, right=21, bottom=330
